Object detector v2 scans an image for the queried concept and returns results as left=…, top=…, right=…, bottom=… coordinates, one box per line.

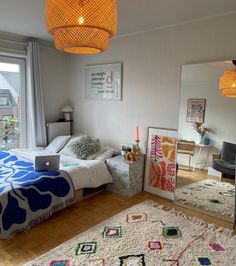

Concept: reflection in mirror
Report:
left=175, top=60, right=236, bottom=223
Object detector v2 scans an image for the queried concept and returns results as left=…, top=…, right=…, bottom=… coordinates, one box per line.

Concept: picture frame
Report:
left=144, top=127, right=178, bottom=200
left=186, top=98, right=206, bottom=123
left=85, top=63, right=122, bottom=101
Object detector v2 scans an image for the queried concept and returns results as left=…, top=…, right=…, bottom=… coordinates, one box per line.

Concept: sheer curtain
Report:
left=26, top=41, right=47, bottom=148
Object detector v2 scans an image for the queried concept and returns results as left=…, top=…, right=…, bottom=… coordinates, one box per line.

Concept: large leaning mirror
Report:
left=175, top=60, right=236, bottom=223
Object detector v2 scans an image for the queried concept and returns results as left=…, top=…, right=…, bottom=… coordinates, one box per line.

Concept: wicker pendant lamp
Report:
left=46, top=0, right=117, bottom=54
left=219, top=60, right=236, bottom=98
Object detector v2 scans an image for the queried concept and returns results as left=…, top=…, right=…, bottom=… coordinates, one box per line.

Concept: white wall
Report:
left=67, top=14, right=236, bottom=152
left=40, top=48, right=69, bottom=123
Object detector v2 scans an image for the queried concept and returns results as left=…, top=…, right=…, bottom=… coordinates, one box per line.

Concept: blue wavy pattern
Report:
left=0, top=151, right=74, bottom=239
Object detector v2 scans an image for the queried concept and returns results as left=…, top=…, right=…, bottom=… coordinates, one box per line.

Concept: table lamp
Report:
left=61, top=105, right=73, bottom=121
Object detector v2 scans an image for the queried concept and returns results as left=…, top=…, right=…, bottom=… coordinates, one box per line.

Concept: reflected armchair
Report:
left=212, top=141, right=236, bottom=179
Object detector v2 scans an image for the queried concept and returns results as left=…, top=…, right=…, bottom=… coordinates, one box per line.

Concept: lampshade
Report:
left=219, top=60, right=236, bottom=98
left=46, top=0, right=117, bottom=54
left=61, top=106, right=73, bottom=113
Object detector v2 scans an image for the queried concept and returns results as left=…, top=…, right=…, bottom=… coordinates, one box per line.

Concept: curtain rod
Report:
left=0, top=37, right=54, bottom=50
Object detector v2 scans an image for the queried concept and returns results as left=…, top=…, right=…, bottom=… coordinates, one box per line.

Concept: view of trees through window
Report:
left=0, top=61, right=20, bottom=150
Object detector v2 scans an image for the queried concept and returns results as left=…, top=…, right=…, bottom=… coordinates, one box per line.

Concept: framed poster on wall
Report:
left=85, top=63, right=122, bottom=101
left=186, top=98, right=206, bottom=123
left=144, top=127, right=178, bottom=201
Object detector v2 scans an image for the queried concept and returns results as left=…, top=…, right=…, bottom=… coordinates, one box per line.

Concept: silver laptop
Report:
left=35, top=155, right=60, bottom=172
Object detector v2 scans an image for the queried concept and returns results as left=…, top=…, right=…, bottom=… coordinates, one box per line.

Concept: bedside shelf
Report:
left=106, top=155, right=145, bottom=197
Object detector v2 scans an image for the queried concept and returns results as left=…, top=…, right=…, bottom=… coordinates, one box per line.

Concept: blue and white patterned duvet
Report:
left=0, top=151, right=75, bottom=239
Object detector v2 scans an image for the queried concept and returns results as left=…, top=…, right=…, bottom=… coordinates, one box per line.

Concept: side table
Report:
left=106, top=155, right=144, bottom=197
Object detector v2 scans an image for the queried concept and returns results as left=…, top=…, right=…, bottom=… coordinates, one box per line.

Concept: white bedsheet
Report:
left=11, top=148, right=113, bottom=190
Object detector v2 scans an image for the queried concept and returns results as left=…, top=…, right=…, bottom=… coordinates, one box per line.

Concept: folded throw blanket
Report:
left=0, top=151, right=75, bottom=239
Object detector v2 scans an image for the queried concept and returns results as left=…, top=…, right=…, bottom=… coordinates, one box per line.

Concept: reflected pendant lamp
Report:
left=46, top=0, right=117, bottom=55
left=219, top=60, right=236, bottom=98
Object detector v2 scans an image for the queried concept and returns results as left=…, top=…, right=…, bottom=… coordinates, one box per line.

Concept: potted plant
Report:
left=193, top=122, right=210, bottom=144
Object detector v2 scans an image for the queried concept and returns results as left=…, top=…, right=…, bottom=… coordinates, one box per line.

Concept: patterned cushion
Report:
left=69, top=136, right=101, bottom=160
left=59, top=135, right=83, bottom=158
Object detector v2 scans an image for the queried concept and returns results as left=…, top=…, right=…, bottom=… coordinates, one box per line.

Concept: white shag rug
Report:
left=175, top=179, right=235, bottom=218
left=24, top=201, right=236, bottom=266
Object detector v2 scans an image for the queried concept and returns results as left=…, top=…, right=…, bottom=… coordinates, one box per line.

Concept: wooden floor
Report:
left=176, top=167, right=234, bottom=188
left=0, top=191, right=235, bottom=266
left=176, top=168, right=207, bottom=188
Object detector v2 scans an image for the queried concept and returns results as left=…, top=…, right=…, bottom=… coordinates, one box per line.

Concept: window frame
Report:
left=0, top=55, right=26, bottom=148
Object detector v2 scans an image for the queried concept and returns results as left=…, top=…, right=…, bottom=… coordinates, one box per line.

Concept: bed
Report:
left=12, top=147, right=113, bottom=192
left=0, top=135, right=114, bottom=239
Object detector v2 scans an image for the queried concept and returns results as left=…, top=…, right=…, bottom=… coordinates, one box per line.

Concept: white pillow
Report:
left=46, top=135, right=71, bottom=153
left=103, top=146, right=120, bottom=156
left=95, top=149, right=114, bottom=161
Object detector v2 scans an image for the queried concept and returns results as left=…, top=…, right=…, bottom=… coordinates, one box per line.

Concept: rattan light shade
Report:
left=219, top=70, right=236, bottom=98
left=46, top=0, right=117, bottom=54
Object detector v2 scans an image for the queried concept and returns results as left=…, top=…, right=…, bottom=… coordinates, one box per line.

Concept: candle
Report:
left=136, top=126, right=139, bottom=140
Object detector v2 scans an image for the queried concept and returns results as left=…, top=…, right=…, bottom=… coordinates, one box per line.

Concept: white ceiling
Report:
left=0, top=0, right=235, bottom=41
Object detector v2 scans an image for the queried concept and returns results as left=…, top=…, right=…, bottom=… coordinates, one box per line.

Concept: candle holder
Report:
left=134, top=139, right=141, bottom=155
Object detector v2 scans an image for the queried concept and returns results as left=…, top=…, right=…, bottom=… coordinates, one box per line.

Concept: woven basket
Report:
left=46, top=0, right=117, bottom=54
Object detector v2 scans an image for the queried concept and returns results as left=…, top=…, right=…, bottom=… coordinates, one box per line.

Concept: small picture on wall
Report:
left=186, top=99, right=206, bottom=123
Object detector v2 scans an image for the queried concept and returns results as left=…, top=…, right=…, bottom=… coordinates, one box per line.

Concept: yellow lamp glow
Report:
left=46, top=0, right=117, bottom=55
left=219, top=60, right=236, bottom=98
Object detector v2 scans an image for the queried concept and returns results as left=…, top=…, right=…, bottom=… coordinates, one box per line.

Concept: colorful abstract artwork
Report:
left=186, top=98, right=206, bottom=123
left=144, top=128, right=177, bottom=199
left=149, top=135, right=176, bottom=191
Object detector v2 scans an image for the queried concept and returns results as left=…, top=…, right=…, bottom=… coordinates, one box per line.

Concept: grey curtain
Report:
left=26, top=41, right=47, bottom=147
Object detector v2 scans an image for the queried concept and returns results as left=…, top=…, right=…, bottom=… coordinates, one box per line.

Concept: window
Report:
left=0, top=56, right=26, bottom=150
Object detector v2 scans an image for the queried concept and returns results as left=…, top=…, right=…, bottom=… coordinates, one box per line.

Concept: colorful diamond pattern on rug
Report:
left=162, top=226, right=182, bottom=238
left=75, top=242, right=97, bottom=255
left=197, top=257, right=212, bottom=265
left=119, top=254, right=145, bottom=266
left=24, top=202, right=236, bottom=266
left=49, top=260, right=70, bottom=266
left=209, top=243, right=225, bottom=252
left=148, top=241, right=162, bottom=250
left=126, top=212, right=147, bottom=223
left=102, top=226, right=122, bottom=238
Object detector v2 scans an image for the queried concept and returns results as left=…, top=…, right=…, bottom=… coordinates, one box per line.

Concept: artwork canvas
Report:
left=144, top=127, right=177, bottom=200
left=186, top=99, right=206, bottom=123
left=85, top=63, right=122, bottom=101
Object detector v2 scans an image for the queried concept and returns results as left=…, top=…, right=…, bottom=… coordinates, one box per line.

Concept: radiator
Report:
left=47, top=122, right=71, bottom=143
